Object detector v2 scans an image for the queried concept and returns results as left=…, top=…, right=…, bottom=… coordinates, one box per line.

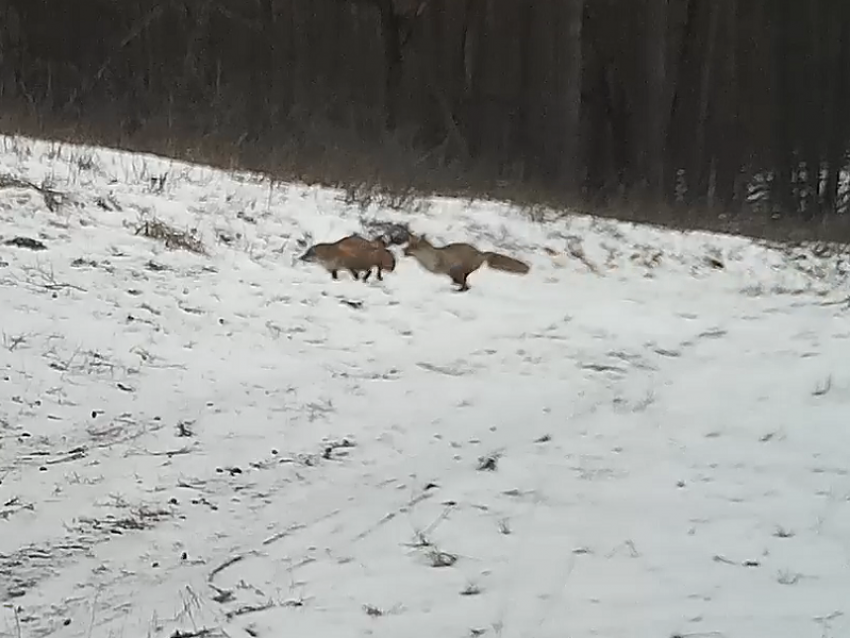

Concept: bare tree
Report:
left=2, top=0, right=849, bottom=228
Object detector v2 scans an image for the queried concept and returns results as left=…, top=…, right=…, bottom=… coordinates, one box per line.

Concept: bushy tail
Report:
left=483, top=251, right=530, bottom=274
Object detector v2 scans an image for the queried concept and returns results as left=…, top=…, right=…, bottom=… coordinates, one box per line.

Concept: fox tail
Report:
left=483, top=251, right=530, bottom=274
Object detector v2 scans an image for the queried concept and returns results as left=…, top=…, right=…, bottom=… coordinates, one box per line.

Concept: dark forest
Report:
left=2, top=0, right=849, bottom=240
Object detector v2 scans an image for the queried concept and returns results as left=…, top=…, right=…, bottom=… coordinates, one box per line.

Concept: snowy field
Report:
left=1, top=134, right=850, bottom=638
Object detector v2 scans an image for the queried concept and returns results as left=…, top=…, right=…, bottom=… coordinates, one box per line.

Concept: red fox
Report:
left=403, top=233, right=530, bottom=291
left=299, top=234, right=396, bottom=281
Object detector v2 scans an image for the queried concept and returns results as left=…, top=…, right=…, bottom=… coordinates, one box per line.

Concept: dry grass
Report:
left=3, top=101, right=850, bottom=246
left=134, top=219, right=206, bottom=255
left=0, top=172, right=65, bottom=212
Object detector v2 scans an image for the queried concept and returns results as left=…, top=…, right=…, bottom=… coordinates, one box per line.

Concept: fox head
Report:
left=403, top=233, right=428, bottom=256
left=299, top=245, right=318, bottom=262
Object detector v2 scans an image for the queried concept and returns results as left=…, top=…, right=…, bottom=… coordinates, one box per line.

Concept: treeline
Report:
left=2, top=0, right=850, bottom=225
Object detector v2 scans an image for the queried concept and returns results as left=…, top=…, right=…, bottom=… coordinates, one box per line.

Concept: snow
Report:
left=1, top=134, right=850, bottom=638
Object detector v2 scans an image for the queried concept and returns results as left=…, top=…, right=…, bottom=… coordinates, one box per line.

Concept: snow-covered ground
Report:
left=1, top=134, right=850, bottom=638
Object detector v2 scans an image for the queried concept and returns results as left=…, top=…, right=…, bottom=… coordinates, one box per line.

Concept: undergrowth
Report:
left=2, top=102, right=850, bottom=247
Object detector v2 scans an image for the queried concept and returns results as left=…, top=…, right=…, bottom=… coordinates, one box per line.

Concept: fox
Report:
left=299, top=234, right=396, bottom=282
left=403, top=233, right=530, bottom=291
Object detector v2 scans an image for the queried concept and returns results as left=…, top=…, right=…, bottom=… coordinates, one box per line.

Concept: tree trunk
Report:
left=560, top=0, right=585, bottom=193
left=824, top=5, right=850, bottom=215
left=714, top=0, right=742, bottom=212
left=371, top=0, right=403, bottom=130
left=693, top=0, right=719, bottom=205
left=771, top=0, right=796, bottom=215
left=643, top=0, right=668, bottom=200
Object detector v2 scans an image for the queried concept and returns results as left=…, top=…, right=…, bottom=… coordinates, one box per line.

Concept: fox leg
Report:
left=349, top=269, right=360, bottom=280
left=375, top=268, right=383, bottom=281
left=448, top=265, right=470, bottom=292
left=362, top=268, right=373, bottom=282
left=330, top=270, right=339, bottom=280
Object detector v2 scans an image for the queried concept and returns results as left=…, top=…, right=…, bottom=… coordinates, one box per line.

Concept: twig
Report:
left=820, top=295, right=850, bottom=307
left=812, top=375, right=833, bottom=397
left=566, top=237, right=601, bottom=274
left=146, top=446, right=195, bottom=457
left=87, top=6, right=166, bottom=94
left=86, top=588, right=101, bottom=638
left=262, top=523, right=307, bottom=546
left=0, top=174, right=65, bottom=211
left=414, top=502, right=455, bottom=541
left=45, top=450, right=87, bottom=465
left=0, top=603, right=22, bottom=638
left=1, top=333, right=28, bottom=351
left=208, top=554, right=249, bottom=583
left=169, top=629, right=218, bottom=638
left=7, top=269, right=87, bottom=293
left=224, top=601, right=275, bottom=620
